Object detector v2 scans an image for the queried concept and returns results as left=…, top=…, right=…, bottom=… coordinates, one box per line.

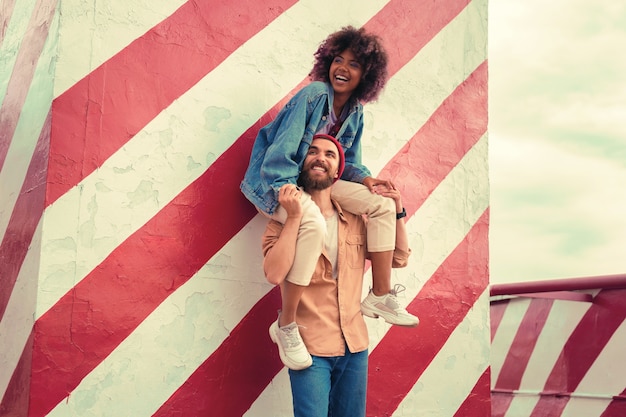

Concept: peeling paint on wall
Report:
left=1, top=0, right=489, bottom=416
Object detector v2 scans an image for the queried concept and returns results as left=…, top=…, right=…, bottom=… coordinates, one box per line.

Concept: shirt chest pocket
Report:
left=345, top=233, right=366, bottom=269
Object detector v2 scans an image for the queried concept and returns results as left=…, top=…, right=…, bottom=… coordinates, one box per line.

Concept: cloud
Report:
left=489, top=136, right=626, bottom=283
left=489, top=1, right=626, bottom=144
left=489, top=0, right=626, bottom=283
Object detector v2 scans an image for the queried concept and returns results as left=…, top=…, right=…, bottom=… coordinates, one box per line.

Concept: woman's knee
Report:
left=299, top=214, right=326, bottom=241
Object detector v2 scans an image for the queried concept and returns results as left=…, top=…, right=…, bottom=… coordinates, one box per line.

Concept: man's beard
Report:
left=298, top=168, right=334, bottom=191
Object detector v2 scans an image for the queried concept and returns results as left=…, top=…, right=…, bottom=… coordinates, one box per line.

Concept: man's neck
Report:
left=308, top=188, right=335, bottom=218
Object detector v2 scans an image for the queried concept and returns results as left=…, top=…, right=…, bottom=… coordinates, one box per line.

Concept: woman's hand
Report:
left=373, top=185, right=404, bottom=213
left=363, top=176, right=395, bottom=194
left=278, top=184, right=303, bottom=219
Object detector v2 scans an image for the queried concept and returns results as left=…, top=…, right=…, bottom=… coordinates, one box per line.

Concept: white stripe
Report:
left=53, top=0, right=187, bottom=96
left=502, top=393, right=542, bottom=417
left=490, top=297, right=531, bottom=386
left=35, top=0, right=389, bottom=318
left=393, top=290, right=490, bottom=417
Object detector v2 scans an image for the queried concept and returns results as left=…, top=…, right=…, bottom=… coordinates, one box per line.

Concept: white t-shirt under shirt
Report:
left=324, top=211, right=338, bottom=279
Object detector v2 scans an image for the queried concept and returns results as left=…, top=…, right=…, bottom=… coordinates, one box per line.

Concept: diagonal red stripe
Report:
left=0, top=111, right=50, bottom=321
left=362, top=0, right=470, bottom=76
left=383, top=61, right=488, bottom=213
left=530, top=289, right=626, bottom=417
left=495, top=298, right=554, bottom=391
left=453, top=368, right=491, bottom=417
left=491, top=392, right=514, bottom=417
left=47, top=0, right=296, bottom=205
left=490, top=299, right=510, bottom=342
left=0, top=330, right=34, bottom=416
left=600, top=388, right=626, bottom=417
left=601, top=401, right=626, bottom=417
left=365, top=210, right=489, bottom=416
left=530, top=396, right=569, bottom=417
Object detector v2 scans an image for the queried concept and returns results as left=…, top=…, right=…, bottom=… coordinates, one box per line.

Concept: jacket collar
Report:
left=331, top=198, right=347, bottom=222
left=324, top=82, right=359, bottom=119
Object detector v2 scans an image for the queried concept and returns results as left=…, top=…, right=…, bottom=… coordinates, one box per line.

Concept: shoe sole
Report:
left=269, top=322, right=313, bottom=371
left=361, top=304, right=419, bottom=328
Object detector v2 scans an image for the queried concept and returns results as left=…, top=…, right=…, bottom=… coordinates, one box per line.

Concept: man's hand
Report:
left=278, top=184, right=303, bottom=219
left=363, top=176, right=395, bottom=195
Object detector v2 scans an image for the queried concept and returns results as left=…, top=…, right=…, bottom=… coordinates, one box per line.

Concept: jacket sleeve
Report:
left=340, top=111, right=371, bottom=183
left=391, top=247, right=411, bottom=268
left=259, top=95, right=310, bottom=195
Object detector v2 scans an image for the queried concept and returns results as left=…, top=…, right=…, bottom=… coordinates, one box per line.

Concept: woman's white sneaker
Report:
left=269, top=319, right=313, bottom=370
left=360, top=285, right=419, bottom=327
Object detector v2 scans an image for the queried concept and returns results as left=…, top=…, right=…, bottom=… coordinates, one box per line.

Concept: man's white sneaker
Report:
left=269, top=319, right=312, bottom=370
left=361, top=284, right=419, bottom=327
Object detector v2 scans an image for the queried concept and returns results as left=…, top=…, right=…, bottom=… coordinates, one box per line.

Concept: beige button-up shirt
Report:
left=262, top=200, right=410, bottom=357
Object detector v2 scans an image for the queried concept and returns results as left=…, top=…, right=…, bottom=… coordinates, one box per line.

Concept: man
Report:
left=261, top=134, right=415, bottom=417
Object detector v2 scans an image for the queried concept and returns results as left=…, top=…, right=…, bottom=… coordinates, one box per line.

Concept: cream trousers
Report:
left=264, top=180, right=396, bottom=286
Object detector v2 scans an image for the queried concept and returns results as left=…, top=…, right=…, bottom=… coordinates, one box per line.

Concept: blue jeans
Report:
left=289, top=349, right=368, bottom=417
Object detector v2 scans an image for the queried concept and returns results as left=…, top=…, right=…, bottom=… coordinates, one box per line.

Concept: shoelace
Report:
left=280, top=324, right=306, bottom=349
left=390, top=283, right=407, bottom=296
left=386, top=284, right=408, bottom=310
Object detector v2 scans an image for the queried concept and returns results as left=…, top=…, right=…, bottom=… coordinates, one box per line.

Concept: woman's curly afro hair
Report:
left=310, top=26, right=389, bottom=103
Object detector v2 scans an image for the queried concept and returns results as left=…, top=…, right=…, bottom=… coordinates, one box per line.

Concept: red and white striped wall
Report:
left=0, top=0, right=490, bottom=415
left=490, top=275, right=626, bottom=417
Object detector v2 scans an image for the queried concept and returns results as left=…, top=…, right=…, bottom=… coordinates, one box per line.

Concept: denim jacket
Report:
left=240, top=81, right=371, bottom=215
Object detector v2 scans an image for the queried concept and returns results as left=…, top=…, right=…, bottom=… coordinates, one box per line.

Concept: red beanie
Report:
left=312, top=134, right=345, bottom=182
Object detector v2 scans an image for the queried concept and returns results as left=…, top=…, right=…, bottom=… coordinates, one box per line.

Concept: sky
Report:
left=488, top=0, right=626, bottom=284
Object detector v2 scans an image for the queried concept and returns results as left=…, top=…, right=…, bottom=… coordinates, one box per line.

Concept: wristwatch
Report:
left=396, top=208, right=406, bottom=219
